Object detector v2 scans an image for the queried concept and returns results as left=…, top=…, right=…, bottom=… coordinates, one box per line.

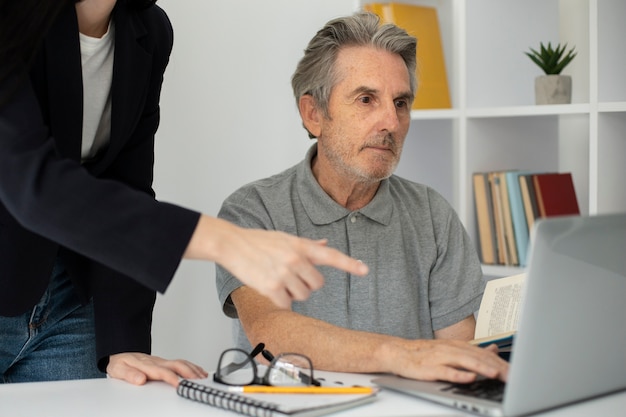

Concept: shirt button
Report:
left=350, top=216, right=357, bottom=223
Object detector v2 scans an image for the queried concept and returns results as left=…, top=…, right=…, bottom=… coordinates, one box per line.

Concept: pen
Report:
left=227, top=386, right=375, bottom=394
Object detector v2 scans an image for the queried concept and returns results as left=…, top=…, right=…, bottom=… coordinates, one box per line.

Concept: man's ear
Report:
left=298, top=94, right=322, bottom=138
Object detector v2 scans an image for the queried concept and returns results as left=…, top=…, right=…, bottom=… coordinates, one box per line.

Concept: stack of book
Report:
left=472, top=171, right=580, bottom=266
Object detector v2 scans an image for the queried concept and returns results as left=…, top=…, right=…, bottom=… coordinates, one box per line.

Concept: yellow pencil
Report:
left=227, top=386, right=375, bottom=394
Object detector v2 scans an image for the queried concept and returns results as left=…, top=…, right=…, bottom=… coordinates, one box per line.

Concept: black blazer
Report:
left=0, top=2, right=199, bottom=369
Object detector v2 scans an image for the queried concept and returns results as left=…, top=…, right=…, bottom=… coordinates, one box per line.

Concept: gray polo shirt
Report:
left=217, top=144, right=484, bottom=351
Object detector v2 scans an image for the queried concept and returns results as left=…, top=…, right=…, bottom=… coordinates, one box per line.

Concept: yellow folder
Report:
left=364, top=3, right=452, bottom=109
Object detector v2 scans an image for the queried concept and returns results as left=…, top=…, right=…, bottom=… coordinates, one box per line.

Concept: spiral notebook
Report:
left=177, top=378, right=376, bottom=417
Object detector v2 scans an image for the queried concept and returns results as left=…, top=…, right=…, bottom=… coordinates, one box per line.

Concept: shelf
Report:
left=598, top=102, right=626, bottom=113
left=466, top=104, right=590, bottom=119
left=410, top=108, right=459, bottom=120
left=411, top=104, right=596, bottom=121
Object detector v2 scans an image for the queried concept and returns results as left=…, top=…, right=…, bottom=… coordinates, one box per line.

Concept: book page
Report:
left=474, top=273, right=526, bottom=339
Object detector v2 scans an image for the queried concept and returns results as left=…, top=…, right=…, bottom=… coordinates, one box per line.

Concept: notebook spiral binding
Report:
left=177, top=379, right=279, bottom=417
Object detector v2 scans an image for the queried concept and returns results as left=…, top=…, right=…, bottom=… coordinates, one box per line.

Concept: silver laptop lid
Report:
left=504, top=213, right=626, bottom=415
left=372, top=213, right=626, bottom=417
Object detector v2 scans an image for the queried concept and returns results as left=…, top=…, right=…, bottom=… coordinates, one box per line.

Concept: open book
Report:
left=470, top=273, right=526, bottom=351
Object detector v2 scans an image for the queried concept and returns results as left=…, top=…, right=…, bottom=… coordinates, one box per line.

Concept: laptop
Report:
left=372, top=213, right=626, bottom=416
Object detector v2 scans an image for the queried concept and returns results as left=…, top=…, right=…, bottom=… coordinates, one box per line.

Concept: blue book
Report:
left=505, top=171, right=532, bottom=266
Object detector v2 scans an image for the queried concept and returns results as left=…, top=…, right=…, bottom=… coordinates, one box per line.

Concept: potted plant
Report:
left=525, top=42, right=577, bottom=104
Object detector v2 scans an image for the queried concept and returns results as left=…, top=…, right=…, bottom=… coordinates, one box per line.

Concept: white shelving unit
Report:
left=359, top=0, right=626, bottom=277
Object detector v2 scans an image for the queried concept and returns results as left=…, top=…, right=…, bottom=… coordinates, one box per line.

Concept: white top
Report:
left=79, top=20, right=115, bottom=162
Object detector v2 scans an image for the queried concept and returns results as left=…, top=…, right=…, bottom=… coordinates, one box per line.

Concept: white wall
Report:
left=151, top=0, right=356, bottom=370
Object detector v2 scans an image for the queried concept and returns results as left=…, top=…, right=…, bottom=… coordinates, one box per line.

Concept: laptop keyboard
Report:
left=441, top=379, right=505, bottom=402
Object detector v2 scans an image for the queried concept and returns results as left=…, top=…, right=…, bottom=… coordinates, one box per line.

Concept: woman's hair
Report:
left=291, top=12, right=417, bottom=124
left=0, top=0, right=157, bottom=106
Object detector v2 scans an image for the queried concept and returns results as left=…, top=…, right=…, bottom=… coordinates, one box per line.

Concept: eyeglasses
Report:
left=213, top=343, right=321, bottom=387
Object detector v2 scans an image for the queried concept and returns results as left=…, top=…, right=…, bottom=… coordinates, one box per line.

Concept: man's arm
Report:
left=232, top=286, right=508, bottom=383
left=434, top=316, right=476, bottom=340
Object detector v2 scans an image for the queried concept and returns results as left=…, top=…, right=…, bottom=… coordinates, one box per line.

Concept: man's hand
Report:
left=382, top=340, right=509, bottom=383
left=107, top=353, right=208, bottom=387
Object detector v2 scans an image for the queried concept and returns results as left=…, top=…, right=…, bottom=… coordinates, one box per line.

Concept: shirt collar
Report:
left=297, top=144, right=394, bottom=226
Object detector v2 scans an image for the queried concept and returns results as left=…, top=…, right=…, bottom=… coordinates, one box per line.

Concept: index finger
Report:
left=306, top=242, right=369, bottom=276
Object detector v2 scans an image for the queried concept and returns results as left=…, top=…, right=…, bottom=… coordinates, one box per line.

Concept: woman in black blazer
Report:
left=0, top=0, right=367, bottom=386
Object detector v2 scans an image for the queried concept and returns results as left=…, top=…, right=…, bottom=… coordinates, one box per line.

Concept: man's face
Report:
left=317, top=46, right=413, bottom=184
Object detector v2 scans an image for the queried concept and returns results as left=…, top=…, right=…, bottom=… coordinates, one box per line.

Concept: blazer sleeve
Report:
left=0, top=45, right=198, bottom=298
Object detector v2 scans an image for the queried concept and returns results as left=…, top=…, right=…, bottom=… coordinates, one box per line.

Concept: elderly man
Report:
left=216, top=12, right=508, bottom=384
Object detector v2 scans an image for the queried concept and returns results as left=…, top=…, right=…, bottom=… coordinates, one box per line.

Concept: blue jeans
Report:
left=0, top=258, right=104, bottom=383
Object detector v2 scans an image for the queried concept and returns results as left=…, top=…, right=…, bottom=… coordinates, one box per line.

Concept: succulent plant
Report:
left=525, top=42, right=577, bottom=75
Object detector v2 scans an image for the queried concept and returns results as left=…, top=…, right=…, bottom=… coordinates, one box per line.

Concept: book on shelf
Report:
left=177, top=377, right=377, bottom=417
left=505, top=171, right=533, bottom=267
left=518, top=174, right=543, bottom=246
left=488, top=172, right=508, bottom=265
left=364, top=2, right=451, bottom=109
left=533, top=172, right=580, bottom=217
left=472, top=172, right=497, bottom=265
left=471, top=273, right=526, bottom=351
left=496, top=171, right=519, bottom=266
left=473, top=170, right=580, bottom=267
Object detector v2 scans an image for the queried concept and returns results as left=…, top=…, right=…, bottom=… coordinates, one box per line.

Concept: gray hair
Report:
left=291, top=12, right=417, bottom=137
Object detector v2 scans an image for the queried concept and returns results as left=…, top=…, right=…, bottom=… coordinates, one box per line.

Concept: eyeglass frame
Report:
left=213, top=342, right=321, bottom=387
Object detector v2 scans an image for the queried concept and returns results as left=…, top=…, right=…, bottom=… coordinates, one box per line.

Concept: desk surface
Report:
left=1, top=371, right=625, bottom=417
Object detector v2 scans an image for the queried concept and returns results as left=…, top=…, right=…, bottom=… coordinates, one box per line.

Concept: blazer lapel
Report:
left=91, top=5, right=152, bottom=174
left=45, top=5, right=83, bottom=162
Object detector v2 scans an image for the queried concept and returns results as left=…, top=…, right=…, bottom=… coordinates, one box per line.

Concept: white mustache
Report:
left=361, top=134, right=397, bottom=152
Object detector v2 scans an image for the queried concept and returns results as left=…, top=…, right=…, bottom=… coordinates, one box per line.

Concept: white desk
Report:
left=1, top=371, right=625, bottom=417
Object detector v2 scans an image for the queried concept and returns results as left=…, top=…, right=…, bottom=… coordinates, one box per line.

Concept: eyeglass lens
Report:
left=265, top=353, right=314, bottom=386
left=217, top=350, right=254, bottom=385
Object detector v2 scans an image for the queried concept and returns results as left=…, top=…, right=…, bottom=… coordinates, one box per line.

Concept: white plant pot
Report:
left=534, top=74, right=572, bottom=105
